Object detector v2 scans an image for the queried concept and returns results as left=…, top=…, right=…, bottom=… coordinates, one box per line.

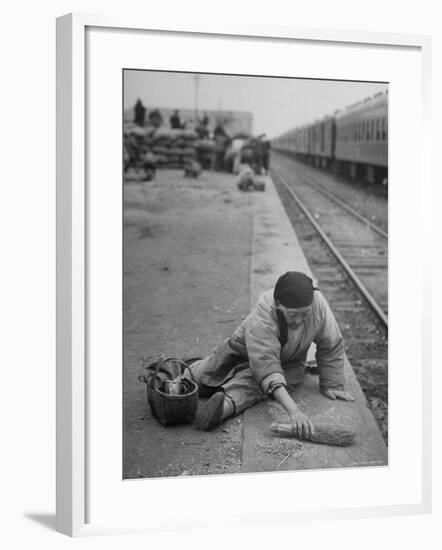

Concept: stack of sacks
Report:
left=168, top=131, right=183, bottom=168
left=130, top=126, right=219, bottom=170
left=149, top=128, right=201, bottom=169
left=180, top=130, right=198, bottom=167
left=152, top=128, right=174, bottom=167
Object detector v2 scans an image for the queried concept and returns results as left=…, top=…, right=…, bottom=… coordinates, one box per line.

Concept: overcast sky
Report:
left=124, top=70, right=387, bottom=138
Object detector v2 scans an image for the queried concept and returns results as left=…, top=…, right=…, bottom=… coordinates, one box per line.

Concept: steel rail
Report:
left=277, top=158, right=388, bottom=239
left=273, top=167, right=388, bottom=330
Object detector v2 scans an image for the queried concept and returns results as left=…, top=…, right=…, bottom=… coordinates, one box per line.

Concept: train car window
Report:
left=382, top=118, right=386, bottom=140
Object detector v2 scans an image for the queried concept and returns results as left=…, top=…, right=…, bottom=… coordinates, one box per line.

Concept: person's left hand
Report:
left=321, top=388, right=355, bottom=401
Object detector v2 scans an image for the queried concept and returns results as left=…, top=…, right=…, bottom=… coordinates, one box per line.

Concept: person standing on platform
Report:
left=170, top=110, right=182, bottom=129
left=261, top=136, right=271, bottom=174
left=133, top=99, right=146, bottom=127
left=213, top=120, right=230, bottom=171
left=149, top=108, right=164, bottom=128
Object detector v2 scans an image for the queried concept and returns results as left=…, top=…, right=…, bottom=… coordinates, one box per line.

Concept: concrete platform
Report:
left=123, top=167, right=387, bottom=479
left=243, top=175, right=387, bottom=471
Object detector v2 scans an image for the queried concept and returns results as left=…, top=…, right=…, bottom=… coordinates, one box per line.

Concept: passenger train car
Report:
left=273, top=90, right=388, bottom=185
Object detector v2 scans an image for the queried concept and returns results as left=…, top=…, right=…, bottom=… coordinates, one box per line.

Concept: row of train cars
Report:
left=272, top=89, right=388, bottom=186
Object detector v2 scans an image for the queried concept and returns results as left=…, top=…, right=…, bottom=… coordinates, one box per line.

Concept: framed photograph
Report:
left=56, top=13, right=432, bottom=536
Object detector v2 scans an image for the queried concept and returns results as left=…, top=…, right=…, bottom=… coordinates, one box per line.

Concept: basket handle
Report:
left=154, top=357, right=190, bottom=379
left=139, top=356, right=194, bottom=384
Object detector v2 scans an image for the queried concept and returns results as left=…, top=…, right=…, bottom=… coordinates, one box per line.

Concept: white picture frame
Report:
left=56, top=12, right=432, bottom=537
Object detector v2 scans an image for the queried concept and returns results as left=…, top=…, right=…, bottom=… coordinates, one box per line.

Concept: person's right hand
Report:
left=288, top=410, right=315, bottom=440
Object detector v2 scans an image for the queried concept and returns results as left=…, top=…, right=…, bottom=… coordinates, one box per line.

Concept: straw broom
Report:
left=270, top=422, right=356, bottom=447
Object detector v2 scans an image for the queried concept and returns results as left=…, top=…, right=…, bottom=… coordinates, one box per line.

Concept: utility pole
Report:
left=193, top=74, right=201, bottom=121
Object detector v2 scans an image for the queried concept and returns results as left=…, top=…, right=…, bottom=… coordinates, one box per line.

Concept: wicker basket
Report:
left=140, top=357, right=199, bottom=426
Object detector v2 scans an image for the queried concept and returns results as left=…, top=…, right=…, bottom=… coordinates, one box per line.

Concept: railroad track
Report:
left=283, top=164, right=387, bottom=239
left=275, top=150, right=388, bottom=202
left=271, top=166, right=388, bottom=331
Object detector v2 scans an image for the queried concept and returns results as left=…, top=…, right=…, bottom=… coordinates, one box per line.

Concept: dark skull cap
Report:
left=273, top=271, right=315, bottom=308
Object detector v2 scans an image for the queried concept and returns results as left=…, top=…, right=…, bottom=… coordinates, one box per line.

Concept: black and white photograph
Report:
left=123, top=69, right=388, bottom=479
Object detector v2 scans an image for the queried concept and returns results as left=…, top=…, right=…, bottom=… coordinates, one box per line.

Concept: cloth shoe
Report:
left=195, top=391, right=225, bottom=431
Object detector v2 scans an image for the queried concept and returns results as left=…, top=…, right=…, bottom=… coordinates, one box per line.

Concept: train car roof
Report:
left=335, top=90, right=388, bottom=122
left=273, top=89, right=388, bottom=140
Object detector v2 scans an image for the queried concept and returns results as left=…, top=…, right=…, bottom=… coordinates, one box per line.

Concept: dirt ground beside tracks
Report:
left=123, top=168, right=254, bottom=479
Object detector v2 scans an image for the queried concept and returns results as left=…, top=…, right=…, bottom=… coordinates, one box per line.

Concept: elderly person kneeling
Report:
left=188, top=271, right=354, bottom=437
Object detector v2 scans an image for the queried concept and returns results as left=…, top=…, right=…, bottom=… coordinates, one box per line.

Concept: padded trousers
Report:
left=188, top=353, right=307, bottom=416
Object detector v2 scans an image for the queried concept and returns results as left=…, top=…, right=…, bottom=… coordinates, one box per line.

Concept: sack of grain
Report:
left=154, top=154, right=168, bottom=166
left=167, top=155, right=181, bottom=164
left=153, top=128, right=174, bottom=141
left=182, top=129, right=198, bottom=140
left=182, top=146, right=196, bottom=157
left=152, top=145, right=169, bottom=156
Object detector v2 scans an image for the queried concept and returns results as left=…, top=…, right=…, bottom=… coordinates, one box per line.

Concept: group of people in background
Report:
left=128, top=99, right=271, bottom=177
left=134, top=100, right=210, bottom=139
left=134, top=99, right=164, bottom=129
